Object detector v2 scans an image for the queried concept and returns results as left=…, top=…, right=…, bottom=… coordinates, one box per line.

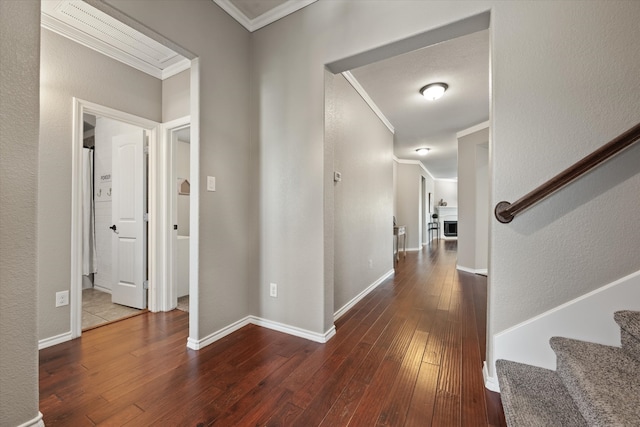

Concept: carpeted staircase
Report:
left=496, top=310, right=640, bottom=426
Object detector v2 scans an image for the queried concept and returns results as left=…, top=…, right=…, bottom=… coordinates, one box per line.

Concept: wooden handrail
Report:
left=495, top=122, right=640, bottom=223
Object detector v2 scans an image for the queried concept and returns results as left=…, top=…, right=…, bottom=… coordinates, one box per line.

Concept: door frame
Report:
left=160, top=116, right=191, bottom=312
left=71, top=98, right=159, bottom=338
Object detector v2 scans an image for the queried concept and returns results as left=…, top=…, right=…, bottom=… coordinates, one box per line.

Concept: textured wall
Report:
left=162, top=69, right=190, bottom=122
left=0, top=1, right=41, bottom=425
left=395, top=163, right=430, bottom=250
left=327, top=73, right=394, bottom=313
left=457, top=127, right=489, bottom=271
left=104, top=0, right=257, bottom=337
left=38, top=29, right=162, bottom=340
left=249, top=0, right=640, bottom=366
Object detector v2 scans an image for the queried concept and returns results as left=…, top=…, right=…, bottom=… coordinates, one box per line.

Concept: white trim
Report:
left=187, top=315, right=336, bottom=350
left=251, top=316, right=336, bottom=343
left=456, top=265, right=488, bottom=275
left=213, top=0, right=318, bottom=32
left=16, top=412, right=44, bottom=427
left=159, top=116, right=191, bottom=313
left=392, top=156, right=435, bottom=180
left=483, top=361, right=500, bottom=392
left=39, top=331, right=72, bottom=350
left=435, top=178, right=458, bottom=183
left=334, top=269, right=394, bottom=321
left=188, top=59, right=201, bottom=345
left=490, top=269, right=640, bottom=377
left=161, top=60, right=192, bottom=80
left=40, top=11, right=190, bottom=81
left=70, top=98, right=160, bottom=339
left=341, top=71, right=395, bottom=134
left=456, top=120, right=490, bottom=139
left=187, top=316, right=252, bottom=350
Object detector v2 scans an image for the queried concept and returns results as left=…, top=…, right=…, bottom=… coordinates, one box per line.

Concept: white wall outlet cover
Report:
left=207, top=176, right=216, bottom=191
left=56, top=290, right=69, bottom=307
left=334, top=171, right=342, bottom=182
left=269, top=282, right=277, bottom=298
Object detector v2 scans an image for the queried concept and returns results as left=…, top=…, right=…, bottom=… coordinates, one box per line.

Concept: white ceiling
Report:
left=217, top=1, right=489, bottom=179
left=214, top=0, right=318, bottom=32
left=47, top=0, right=488, bottom=180
left=350, top=30, right=490, bottom=180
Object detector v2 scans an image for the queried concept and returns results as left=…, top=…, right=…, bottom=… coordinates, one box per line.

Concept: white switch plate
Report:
left=56, top=290, right=69, bottom=307
left=269, top=282, right=278, bottom=298
left=207, top=176, right=216, bottom=191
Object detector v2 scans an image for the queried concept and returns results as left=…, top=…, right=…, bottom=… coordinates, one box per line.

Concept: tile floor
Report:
left=82, top=288, right=143, bottom=330
left=177, top=295, right=189, bottom=312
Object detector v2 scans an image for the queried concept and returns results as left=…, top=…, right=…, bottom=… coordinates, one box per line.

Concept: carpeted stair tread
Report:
left=550, top=337, right=640, bottom=426
left=496, top=359, right=587, bottom=427
left=615, top=310, right=640, bottom=362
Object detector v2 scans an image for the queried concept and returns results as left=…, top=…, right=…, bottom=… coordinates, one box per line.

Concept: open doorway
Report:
left=80, top=113, right=149, bottom=329
left=169, top=121, right=191, bottom=313
left=71, top=99, right=160, bottom=338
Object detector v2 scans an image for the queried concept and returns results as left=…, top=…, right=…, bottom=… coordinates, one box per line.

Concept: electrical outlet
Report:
left=269, top=282, right=278, bottom=298
left=56, top=290, right=69, bottom=307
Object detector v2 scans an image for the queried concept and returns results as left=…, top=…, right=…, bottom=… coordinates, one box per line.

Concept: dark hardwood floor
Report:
left=39, top=240, right=507, bottom=426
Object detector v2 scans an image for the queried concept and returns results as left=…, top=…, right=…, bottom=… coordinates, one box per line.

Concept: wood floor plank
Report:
left=405, top=361, right=439, bottom=426
left=39, top=240, right=505, bottom=426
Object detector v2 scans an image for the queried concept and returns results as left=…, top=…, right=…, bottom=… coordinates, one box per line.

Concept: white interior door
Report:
left=111, top=130, right=147, bottom=309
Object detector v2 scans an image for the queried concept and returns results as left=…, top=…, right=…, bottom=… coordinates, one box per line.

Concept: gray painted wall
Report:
left=104, top=0, right=258, bottom=336
left=434, top=180, right=458, bottom=208
left=38, top=29, right=162, bottom=340
left=327, top=73, right=394, bottom=313
left=249, top=0, right=640, bottom=367
left=394, top=162, right=433, bottom=250
left=162, top=69, right=190, bottom=122
left=457, top=127, right=489, bottom=271
left=0, top=1, right=40, bottom=425
left=3, top=1, right=640, bottom=417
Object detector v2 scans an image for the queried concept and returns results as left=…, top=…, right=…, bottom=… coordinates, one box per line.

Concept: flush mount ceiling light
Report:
left=416, top=148, right=430, bottom=156
left=420, top=82, right=448, bottom=101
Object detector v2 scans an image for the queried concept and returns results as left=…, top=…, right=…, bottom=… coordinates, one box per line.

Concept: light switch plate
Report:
left=207, top=176, right=216, bottom=191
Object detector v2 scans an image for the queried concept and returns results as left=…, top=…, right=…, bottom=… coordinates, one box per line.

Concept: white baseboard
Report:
left=93, top=285, right=111, bottom=294
left=251, top=316, right=336, bottom=343
left=334, top=269, right=394, bottom=321
left=39, top=331, right=72, bottom=350
left=17, top=412, right=44, bottom=427
left=187, top=315, right=337, bottom=350
left=490, top=269, right=640, bottom=377
left=456, top=265, right=487, bottom=275
left=187, top=316, right=252, bottom=350
left=483, top=361, right=500, bottom=392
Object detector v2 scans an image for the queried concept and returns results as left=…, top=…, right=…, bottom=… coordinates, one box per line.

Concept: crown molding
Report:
left=342, top=71, right=395, bottom=135
left=41, top=7, right=190, bottom=80
left=456, top=120, right=490, bottom=139
left=213, top=0, right=318, bottom=32
left=392, top=156, right=435, bottom=180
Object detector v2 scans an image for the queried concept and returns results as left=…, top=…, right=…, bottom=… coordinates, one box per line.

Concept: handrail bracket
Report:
left=495, top=201, right=514, bottom=224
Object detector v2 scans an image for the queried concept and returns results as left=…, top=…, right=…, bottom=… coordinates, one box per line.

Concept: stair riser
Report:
left=555, top=357, right=603, bottom=425
left=620, top=329, right=640, bottom=363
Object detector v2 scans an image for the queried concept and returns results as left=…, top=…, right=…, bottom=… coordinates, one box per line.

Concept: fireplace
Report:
left=443, top=221, right=458, bottom=237
left=436, top=206, right=458, bottom=239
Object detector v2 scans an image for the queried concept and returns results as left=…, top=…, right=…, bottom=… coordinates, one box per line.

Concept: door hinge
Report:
left=144, top=213, right=150, bottom=222
left=144, top=145, right=150, bottom=155
left=143, top=280, right=149, bottom=290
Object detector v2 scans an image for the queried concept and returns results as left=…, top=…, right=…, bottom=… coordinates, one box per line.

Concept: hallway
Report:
left=39, top=241, right=506, bottom=426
